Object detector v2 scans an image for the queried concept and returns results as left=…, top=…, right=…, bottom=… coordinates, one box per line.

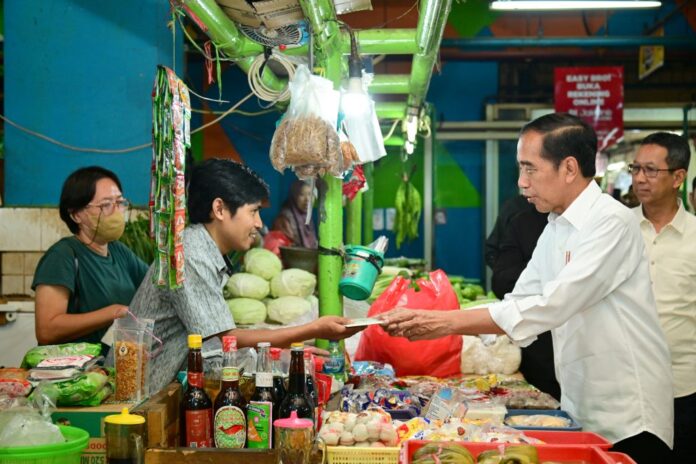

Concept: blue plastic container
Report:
left=339, top=245, right=384, bottom=300
left=504, top=409, right=582, bottom=431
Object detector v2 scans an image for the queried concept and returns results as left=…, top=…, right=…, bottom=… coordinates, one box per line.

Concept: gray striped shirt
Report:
left=129, top=224, right=235, bottom=393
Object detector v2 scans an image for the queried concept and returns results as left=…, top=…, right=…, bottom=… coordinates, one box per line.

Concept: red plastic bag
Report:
left=263, top=230, right=292, bottom=257
left=354, top=270, right=462, bottom=377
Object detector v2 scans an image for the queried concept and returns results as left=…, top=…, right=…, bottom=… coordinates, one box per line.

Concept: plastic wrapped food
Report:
left=21, top=343, right=102, bottom=369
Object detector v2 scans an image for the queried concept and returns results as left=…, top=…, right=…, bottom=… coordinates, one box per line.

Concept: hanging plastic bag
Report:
left=354, top=270, right=462, bottom=377
left=340, top=73, right=386, bottom=164
left=269, top=65, right=343, bottom=179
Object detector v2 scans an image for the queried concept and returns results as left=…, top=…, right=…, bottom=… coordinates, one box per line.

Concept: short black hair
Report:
left=187, top=158, right=270, bottom=224
left=520, top=113, right=597, bottom=178
left=59, top=166, right=122, bottom=234
left=640, top=132, right=690, bottom=171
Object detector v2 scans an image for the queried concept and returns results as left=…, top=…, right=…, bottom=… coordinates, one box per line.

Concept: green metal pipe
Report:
left=369, top=75, right=410, bottom=94
left=363, top=163, right=374, bottom=246
left=346, top=193, right=363, bottom=246
left=278, top=29, right=418, bottom=57
left=300, top=0, right=345, bottom=342
left=376, top=102, right=408, bottom=119
left=183, top=0, right=264, bottom=57
left=408, top=0, right=453, bottom=110
left=384, top=135, right=406, bottom=146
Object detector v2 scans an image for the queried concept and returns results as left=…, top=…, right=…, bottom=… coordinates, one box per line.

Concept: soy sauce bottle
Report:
left=183, top=334, right=213, bottom=447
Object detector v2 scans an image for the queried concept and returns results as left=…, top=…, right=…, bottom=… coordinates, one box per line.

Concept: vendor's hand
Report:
left=312, top=315, right=364, bottom=340
left=112, top=305, right=129, bottom=320
left=380, top=308, right=456, bottom=341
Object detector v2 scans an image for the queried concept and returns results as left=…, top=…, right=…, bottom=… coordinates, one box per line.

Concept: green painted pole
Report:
left=363, top=163, right=374, bottom=246
left=407, top=0, right=453, bottom=110
left=376, top=102, right=408, bottom=120
left=346, top=193, right=362, bottom=246
left=300, top=0, right=345, bottom=350
left=369, top=75, right=410, bottom=94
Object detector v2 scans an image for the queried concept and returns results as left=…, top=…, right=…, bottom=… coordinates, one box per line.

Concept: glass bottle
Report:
left=213, top=336, right=247, bottom=448
left=270, top=347, right=287, bottom=407
left=303, top=348, right=318, bottom=416
left=183, top=334, right=213, bottom=447
left=247, top=342, right=275, bottom=449
left=278, top=343, right=315, bottom=423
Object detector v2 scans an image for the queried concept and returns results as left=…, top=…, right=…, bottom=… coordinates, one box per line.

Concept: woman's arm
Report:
left=34, top=284, right=127, bottom=344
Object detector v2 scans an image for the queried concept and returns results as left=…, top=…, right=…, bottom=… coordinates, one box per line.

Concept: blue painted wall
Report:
left=4, top=0, right=182, bottom=206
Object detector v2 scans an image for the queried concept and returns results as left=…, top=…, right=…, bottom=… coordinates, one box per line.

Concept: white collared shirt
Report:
left=634, top=202, right=696, bottom=398
left=489, top=181, right=673, bottom=447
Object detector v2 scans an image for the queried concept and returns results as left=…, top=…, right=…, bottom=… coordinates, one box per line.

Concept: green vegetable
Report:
left=227, top=298, right=267, bottom=325
left=267, top=296, right=312, bottom=324
left=394, top=174, right=422, bottom=249
left=225, top=272, right=270, bottom=300
left=244, top=248, right=283, bottom=281
left=270, top=269, right=316, bottom=298
left=31, top=369, right=112, bottom=406
left=119, top=216, right=155, bottom=265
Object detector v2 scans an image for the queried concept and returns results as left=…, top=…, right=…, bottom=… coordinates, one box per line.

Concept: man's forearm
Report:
left=227, top=324, right=317, bottom=349
left=451, top=309, right=505, bottom=335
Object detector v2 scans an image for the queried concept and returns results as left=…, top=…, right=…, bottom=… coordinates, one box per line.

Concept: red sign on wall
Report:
left=554, top=67, right=624, bottom=151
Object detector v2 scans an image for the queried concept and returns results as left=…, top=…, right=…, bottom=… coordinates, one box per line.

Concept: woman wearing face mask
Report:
left=32, top=166, right=149, bottom=347
left=271, top=180, right=319, bottom=249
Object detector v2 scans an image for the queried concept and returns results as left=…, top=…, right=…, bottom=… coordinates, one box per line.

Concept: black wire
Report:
left=369, top=0, right=419, bottom=29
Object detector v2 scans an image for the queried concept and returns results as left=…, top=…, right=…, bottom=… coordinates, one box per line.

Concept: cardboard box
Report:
left=216, top=0, right=303, bottom=29
left=52, top=383, right=182, bottom=464
left=146, top=448, right=278, bottom=464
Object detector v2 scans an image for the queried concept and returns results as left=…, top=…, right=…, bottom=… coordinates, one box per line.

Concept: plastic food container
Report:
left=523, top=430, right=611, bottom=449
left=0, top=425, right=89, bottom=464
left=504, top=408, right=582, bottom=431
left=402, top=440, right=624, bottom=464
left=325, top=446, right=399, bottom=464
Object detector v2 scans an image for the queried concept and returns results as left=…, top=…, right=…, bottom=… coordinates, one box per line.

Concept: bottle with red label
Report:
left=213, top=336, right=247, bottom=448
left=183, top=334, right=213, bottom=447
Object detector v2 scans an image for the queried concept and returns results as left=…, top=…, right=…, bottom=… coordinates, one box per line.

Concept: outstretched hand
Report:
left=312, top=315, right=365, bottom=340
left=380, top=308, right=457, bottom=341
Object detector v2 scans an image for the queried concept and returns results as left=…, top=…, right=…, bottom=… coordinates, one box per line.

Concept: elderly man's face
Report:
left=517, top=131, right=569, bottom=215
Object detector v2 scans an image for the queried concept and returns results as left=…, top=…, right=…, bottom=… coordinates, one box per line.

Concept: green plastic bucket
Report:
left=0, top=425, right=89, bottom=464
left=339, top=245, right=384, bottom=300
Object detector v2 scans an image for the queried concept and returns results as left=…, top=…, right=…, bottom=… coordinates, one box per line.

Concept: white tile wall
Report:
left=0, top=209, right=42, bottom=251
left=2, top=252, right=23, bottom=275
left=1, top=275, right=24, bottom=295
left=23, top=253, right=43, bottom=276
left=40, top=208, right=71, bottom=250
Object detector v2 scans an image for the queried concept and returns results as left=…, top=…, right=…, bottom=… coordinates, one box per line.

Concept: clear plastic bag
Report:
left=0, top=384, right=63, bottom=447
left=269, top=65, right=343, bottom=179
left=113, top=314, right=156, bottom=402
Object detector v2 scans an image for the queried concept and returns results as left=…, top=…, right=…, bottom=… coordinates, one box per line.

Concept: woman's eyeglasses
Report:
left=87, top=199, right=130, bottom=215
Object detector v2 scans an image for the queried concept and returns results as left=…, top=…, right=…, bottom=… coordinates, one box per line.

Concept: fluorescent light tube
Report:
left=490, top=1, right=661, bottom=10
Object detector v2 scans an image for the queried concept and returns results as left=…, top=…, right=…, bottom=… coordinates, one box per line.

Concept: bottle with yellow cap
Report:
left=104, top=408, right=146, bottom=464
left=183, top=334, right=213, bottom=447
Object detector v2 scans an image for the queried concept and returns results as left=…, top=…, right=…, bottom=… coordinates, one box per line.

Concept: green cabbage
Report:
left=267, top=296, right=312, bottom=324
left=225, top=272, right=270, bottom=300
left=227, top=298, right=267, bottom=325
left=270, top=269, right=317, bottom=298
left=244, top=248, right=283, bottom=280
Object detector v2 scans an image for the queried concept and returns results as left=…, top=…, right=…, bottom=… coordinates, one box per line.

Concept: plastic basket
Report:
left=326, top=446, right=400, bottom=464
left=0, top=425, right=89, bottom=464
left=402, top=440, right=620, bottom=464
left=523, top=430, right=612, bottom=449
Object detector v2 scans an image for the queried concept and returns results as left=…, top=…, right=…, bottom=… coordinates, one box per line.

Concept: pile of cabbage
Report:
left=224, top=248, right=318, bottom=325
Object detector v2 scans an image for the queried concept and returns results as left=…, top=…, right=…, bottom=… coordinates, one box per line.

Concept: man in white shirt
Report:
left=630, top=132, right=696, bottom=461
left=690, top=176, right=696, bottom=213
left=383, top=113, right=673, bottom=463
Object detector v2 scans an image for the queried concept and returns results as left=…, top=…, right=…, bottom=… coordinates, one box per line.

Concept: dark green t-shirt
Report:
left=32, top=237, right=149, bottom=345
